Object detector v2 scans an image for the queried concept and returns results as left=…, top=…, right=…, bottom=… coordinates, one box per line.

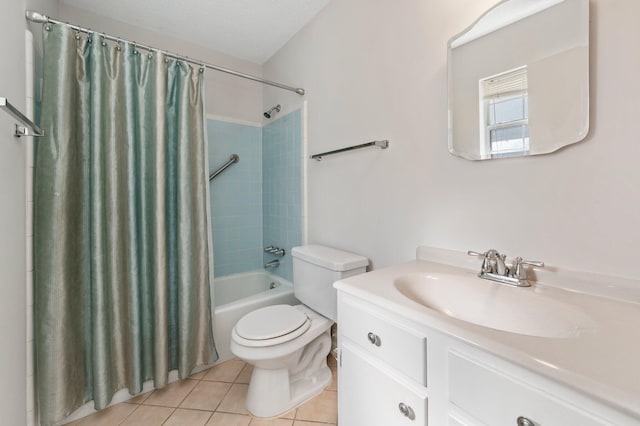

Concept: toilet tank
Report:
left=291, top=245, right=368, bottom=322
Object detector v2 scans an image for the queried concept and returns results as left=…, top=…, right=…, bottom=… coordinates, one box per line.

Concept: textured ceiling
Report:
left=60, top=0, right=331, bottom=63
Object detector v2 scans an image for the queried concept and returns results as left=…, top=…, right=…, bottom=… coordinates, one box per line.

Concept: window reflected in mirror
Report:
left=481, top=67, right=529, bottom=158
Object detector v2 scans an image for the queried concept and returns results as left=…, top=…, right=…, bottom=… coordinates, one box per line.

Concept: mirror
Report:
left=448, top=0, right=589, bottom=160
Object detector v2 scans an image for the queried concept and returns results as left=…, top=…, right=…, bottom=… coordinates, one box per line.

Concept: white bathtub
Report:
left=212, top=271, right=298, bottom=362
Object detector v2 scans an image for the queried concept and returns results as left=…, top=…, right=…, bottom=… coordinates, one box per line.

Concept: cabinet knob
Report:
left=398, top=402, right=415, bottom=420
left=517, top=416, right=535, bottom=426
left=367, top=332, right=381, bottom=346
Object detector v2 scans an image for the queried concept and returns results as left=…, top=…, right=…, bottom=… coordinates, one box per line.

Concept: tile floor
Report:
left=67, top=356, right=338, bottom=426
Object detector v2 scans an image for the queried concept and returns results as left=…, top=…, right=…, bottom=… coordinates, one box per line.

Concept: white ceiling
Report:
left=60, top=0, right=331, bottom=64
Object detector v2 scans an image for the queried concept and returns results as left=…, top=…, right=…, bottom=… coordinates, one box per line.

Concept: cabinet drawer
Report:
left=339, top=295, right=427, bottom=385
left=339, top=342, right=428, bottom=426
left=448, top=351, right=610, bottom=426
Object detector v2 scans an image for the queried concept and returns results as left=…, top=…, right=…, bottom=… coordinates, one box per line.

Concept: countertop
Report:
left=334, top=255, right=640, bottom=420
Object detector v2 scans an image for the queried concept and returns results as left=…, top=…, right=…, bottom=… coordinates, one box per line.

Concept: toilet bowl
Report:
left=230, top=304, right=332, bottom=417
left=230, top=245, right=368, bottom=418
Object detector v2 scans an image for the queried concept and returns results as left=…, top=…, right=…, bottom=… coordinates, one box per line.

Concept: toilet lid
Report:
left=235, top=305, right=311, bottom=341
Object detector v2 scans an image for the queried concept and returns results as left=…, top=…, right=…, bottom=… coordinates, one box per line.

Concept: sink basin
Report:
left=394, top=272, right=593, bottom=338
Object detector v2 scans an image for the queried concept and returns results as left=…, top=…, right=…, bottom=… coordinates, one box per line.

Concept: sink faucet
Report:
left=468, top=249, right=544, bottom=287
left=476, top=249, right=507, bottom=275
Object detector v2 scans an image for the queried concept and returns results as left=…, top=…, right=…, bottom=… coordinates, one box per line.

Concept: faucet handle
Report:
left=517, top=258, right=544, bottom=268
left=469, top=249, right=502, bottom=258
left=468, top=250, right=501, bottom=274
left=513, top=257, right=544, bottom=280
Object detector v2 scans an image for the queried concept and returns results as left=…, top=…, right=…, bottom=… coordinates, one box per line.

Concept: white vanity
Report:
left=334, top=247, right=640, bottom=425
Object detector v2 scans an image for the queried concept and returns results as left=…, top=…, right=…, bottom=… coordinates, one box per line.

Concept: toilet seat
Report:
left=234, top=305, right=312, bottom=347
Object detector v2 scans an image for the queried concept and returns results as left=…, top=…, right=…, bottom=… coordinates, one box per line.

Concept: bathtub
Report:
left=212, top=271, right=298, bottom=362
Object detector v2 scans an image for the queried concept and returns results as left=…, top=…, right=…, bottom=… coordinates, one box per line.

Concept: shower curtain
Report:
left=34, top=25, right=217, bottom=425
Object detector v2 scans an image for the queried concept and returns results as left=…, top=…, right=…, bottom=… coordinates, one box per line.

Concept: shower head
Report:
left=263, top=104, right=281, bottom=119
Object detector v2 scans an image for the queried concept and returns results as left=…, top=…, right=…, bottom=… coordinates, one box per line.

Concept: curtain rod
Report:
left=25, top=10, right=305, bottom=96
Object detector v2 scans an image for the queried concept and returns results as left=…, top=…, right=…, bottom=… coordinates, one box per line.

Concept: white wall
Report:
left=263, top=0, right=640, bottom=281
left=0, top=1, right=58, bottom=424
left=0, top=3, right=28, bottom=424
left=59, top=4, right=264, bottom=123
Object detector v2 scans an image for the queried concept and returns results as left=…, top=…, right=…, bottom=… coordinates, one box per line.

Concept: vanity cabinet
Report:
left=337, top=292, right=637, bottom=426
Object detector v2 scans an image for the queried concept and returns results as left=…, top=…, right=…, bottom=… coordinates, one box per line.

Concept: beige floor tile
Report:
left=326, top=379, right=337, bottom=392
left=180, top=381, right=232, bottom=411
left=119, top=405, right=174, bottom=425
left=326, top=363, right=337, bottom=392
left=67, top=403, right=138, bottom=425
left=280, top=408, right=297, bottom=419
left=249, top=419, right=294, bottom=426
left=206, top=412, right=252, bottom=426
left=163, top=408, right=213, bottom=426
left=326, top=353, right=338, bottom=392
left=235, top=363, right=253, bottom=384
left=293, top=422, right=336, bottom=426
left=217, top=383, right=250, bottom=415
left=295, top=390, right=337, bottom=424
left=203, top=359, right=246, bottom=382
left=144, top=378, right=198, bottom=407
left=189, top=369, right=209, bottom=380
left=128, top=390, right=152, bottom=404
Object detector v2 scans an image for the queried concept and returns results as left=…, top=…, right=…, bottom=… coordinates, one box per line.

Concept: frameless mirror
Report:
left=448, top=0, right=589, bottom=160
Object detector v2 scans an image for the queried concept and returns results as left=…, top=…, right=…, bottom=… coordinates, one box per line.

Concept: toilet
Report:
left=230, top=245, right=368, bottom=418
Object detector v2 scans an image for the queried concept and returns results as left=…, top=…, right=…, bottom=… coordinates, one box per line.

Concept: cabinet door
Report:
left=339, top=342, right=428, bottom=426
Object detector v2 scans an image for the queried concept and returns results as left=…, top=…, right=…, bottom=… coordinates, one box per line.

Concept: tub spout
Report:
left=264, top=259, right=279, bottom=269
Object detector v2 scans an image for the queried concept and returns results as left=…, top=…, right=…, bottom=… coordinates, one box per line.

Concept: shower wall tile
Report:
left=207, top=119, right=263, bottom=278
left=262, top=109, right=303, bottom=282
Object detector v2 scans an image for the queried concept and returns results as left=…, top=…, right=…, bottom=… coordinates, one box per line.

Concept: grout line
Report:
left=212, top=384, right=232, bottom=413
left=117, top=403, right=142, bottom=425
left=159, top=407, right=178, bottom=425
left=141, top=379, right=200, bottom=411
left=174, top=379, right=200, bottom=409
left=203, top=410, right=214, bottom=424
left=167, top=407, right=216, bottom=413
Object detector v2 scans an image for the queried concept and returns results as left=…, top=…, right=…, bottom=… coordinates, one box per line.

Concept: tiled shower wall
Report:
left=208, top=109, right=303, bottom=281
left=262, top=109, right=303, bottom=283
left=207, top=119, right=263, bottom=277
